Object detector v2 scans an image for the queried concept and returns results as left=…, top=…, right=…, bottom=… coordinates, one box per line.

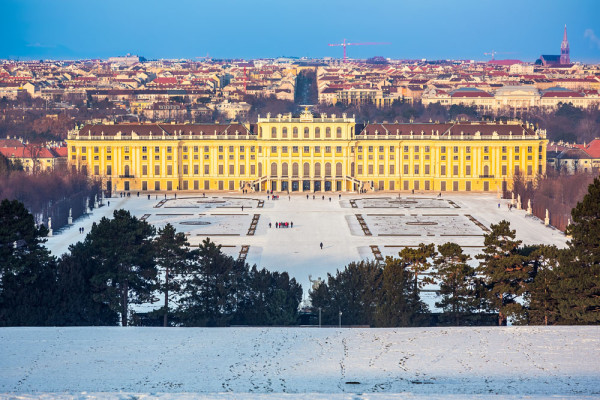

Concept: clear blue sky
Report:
left=1, top=0, right=599, bottom=62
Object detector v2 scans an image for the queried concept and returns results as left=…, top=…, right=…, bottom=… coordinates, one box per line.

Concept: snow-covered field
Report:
left=45, top=192, right=568, bottom=302
left=1, top=327, right=599, bottom=399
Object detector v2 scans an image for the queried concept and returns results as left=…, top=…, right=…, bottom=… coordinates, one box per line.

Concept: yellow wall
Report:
left=67, top=116, right=546, bottom=194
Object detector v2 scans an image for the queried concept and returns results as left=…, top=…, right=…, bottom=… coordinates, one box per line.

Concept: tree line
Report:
left=0, top=166, right=101, bottom=231
left=0, top=202, right=301, bottom=327
left=311, top=179, right=600, bottom=326
left=1, top=178, right=599, bottom=327
left=509, top=170, right=596, bottom=232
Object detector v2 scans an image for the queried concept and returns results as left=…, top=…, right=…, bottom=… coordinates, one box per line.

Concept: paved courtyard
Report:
left=45, top=192, right=569, bottom=302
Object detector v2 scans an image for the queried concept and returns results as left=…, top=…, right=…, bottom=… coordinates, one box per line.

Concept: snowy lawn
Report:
left=44, top=192, right=569, bottom=304
left=0, top=327, right=598, bottom=399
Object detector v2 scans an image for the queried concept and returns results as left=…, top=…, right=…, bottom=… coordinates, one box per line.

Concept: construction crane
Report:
left=328, top=39, right=391, bottom=62
left=483, top=50, right=515, bottom=61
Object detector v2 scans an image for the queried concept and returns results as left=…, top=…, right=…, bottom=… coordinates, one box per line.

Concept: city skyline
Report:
left=1, top=0, right=600, bottom=62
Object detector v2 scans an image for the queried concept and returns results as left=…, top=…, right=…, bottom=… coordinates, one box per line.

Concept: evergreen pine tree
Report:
left=398, top=243, right=436, bottom=291
left=526, top=245, right=560, bottom=325
left=0, top=199, right=57, bottom=326
left=477, top=220, right=531, bottom=326
left=239, top=266, right=302, bottom=325
left=178, top=238, right=246, bottom=326
left=83, top=209, right=157, bottom=326
left=308, top=260, right=382, bottom=326
left=433, top=242, right=477, bottom=326
left=376, top=256, right=429, bottom=327
left=559, top=177, right=600, bottom=323
left=54, top=242, right=119, bottom=325
left=153, top=223, right=193, bottom=327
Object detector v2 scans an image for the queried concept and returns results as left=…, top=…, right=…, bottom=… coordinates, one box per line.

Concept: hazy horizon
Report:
left=1, top=0, right=600, bottom=63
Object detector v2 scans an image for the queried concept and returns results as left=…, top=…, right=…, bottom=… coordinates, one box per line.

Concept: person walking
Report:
left=320, top=242, right=323, bottom=250
left=291, top=221, right=293, bottom=228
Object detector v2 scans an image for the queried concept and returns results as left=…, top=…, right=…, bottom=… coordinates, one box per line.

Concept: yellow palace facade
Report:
left=67, top=110, right=547, bottom=194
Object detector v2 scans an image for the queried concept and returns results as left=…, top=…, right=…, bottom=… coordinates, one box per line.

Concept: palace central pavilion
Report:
left=67, top=110, right=547, bottom=194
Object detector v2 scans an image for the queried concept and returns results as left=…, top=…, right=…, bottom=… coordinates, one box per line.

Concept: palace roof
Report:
left=77, top=123, right=253, bottom=137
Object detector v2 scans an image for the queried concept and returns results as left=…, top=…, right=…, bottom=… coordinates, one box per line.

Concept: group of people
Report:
left=269, top=221, right=293, bottom=228
left=305, top=194, right=341, bottom=201
left=78, top=227, right=85, bottom=234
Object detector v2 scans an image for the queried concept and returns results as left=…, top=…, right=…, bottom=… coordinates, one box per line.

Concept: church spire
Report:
left=560, top=24, right=570, bottom=64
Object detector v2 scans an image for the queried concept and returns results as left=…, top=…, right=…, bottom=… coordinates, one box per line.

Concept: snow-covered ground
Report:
left=1, top=327, right=598, bottom=399
left=44, top=192, right=568, bottom=302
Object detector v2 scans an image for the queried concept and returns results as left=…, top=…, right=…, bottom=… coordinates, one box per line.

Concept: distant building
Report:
left=0, top=145, right=67, bottom=173
left=107, top=54, right=144, bottom=66
left=537, top=25, right=571, bottom=66
left=560, top=25, right=570, bottom=65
